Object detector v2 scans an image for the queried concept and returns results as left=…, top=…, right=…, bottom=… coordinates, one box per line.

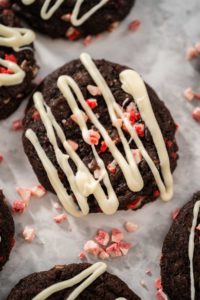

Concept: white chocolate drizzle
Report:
left=25, top=52, right=173, bottom=217
left=0, top=24, right=35, bottom=86
left=21, top=0, right=109, bottom=24
left=188, top=199, right=200, bottom=300
left=32, top=262, right=127, bottom=300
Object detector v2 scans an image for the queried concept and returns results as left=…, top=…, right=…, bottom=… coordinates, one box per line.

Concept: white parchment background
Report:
left=0, top=0, right=200, bottom=299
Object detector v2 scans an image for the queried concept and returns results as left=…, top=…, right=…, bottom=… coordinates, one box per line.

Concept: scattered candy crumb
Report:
left=53, top=213, right=67, bottom=224
left=124, top=221, right=138, bottom=233
left=23, top=226, right=36, bottom=242
left=12, top=200, right=26, bottom=214
left=79, top=251, right=87, bottom=261
left=155, top=278, right=162, bottom=289
left=111, top=228, right=124, bottom=243
left=95, top=230, right=110, bottom=246
left=11, top=119, right=23, bottom=131
left=31, top=185, right=46, bottom=198
left=128, top=20, right=141, bottom=31
left=155, top=289, right=168, bottom=300
left=192, top=107, right=200, bottom=122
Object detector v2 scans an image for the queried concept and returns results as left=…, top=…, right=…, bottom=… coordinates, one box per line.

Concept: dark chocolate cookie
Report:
left=0, top=190, right=15, bottom=271
left=0, top=3, right=39, bottom=120
left=12, top=0, right=135, bottom=39
left=22, top=54, right=178, bottom=216
left=7, top=262, right=140, bottom=299
left=161, top=192, right=200, bottom=300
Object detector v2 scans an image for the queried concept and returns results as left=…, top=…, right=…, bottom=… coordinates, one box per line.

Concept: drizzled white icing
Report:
left=188, top=200, right=200, bottom=300
left=0, top=24, right=35, bottom=86
left=25, top=52, right=173, bottom=217
left=32, top=262, right=127, bottom=300
left=21, top=0, right=109, bottom=24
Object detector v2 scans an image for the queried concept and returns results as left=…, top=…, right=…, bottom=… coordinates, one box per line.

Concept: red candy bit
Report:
left=153, top=190, right=160, bottom=198
left=194, top=93, right=200, bottom=100
left=0, top=66, right=12, bottom=74
left=0, top=154, right=3, bottom=163
left=99, top=250, right=109, bottom=260
left=4, top=54, right=17, bottom=63
left=134, top=123, right=145, bottom=137
left=12, top=200, right=26, bottom=213
left=86, top=98, right=97, bottom=109
left=156, top=289, right=168, bottom=300
left=118, top=241, right=132, bottom=256
left=132, top=149, right=142, bottom=164
left=170, top=152, right=177, bottom=160
left=88, top=129, right=100, bottom=145
left=31, top=185, right=46, bottom=198
left=106, top=243, right=122, bottom=257
left=79, top=251, right=87, bottom=261
left=95, top=229, right=110, bottom=246
left=67, top=139, right=79, bottom=151
left=23, top=226, right=36, bottom=242
left=84, top=240, right=101, bottom=256
left=128, top=19, right=141, bottom=31
left=135, top=112, right=141, bottom=121
left=192, top=107, right=200, bottom=122
left=12, top=119, right=23, bottom=131
left=155, top=278, right=162, bottom=290
left=129, top=111, right=136, bottom=124
left=111, top=228, right=124, bottom=243
left=83, top=35, right=93, bottom=46
left=66, top=27, right=81, bottom=41
left=32, top=110, right=40, bottom=121
left=127, top=196, right=144, bottom=209
left=53, top=213, right=67, bottom=224
left=166, top=140, right=173, bottom=148
left=16, top=187, right=31, bottom=206
left=99, top=141, right=108, bottom=153
left=107, top=161, right=117, bottom=174
left=171, top=208, right=180, bottom=220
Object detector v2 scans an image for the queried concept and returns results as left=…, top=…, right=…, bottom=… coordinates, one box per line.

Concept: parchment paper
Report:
left=0, top=0, right=200, bottom=299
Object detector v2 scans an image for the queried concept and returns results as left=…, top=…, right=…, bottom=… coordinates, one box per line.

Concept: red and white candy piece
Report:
left=95, top=229, right=110, bottom=246
left=53, top=213, right=67, bottom=224
left=31, top=185, right=46, bottom=198
left=111, top=228, right=124, bottom=243
left=192, top=107, right=200, bottom=122
left=83, top=240, right=101, bottom=256
left=23, top=226, right=36, bottom=242
left=12, top=200, right=26, bottom=214
left=124, top=221, right=138, bottom=233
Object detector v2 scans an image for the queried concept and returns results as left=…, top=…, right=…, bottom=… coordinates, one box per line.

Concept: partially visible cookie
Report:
left=0, top=190, right=15, bottom=271
left=12, top=0, right=135, bottom=39
left=7, top=262, right=140, bottom=299
left=161, top=192, right=200, bottom=300
left=0, top=3, right=38, bottom=119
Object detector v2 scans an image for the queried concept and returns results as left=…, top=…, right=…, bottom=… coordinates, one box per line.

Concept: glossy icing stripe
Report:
left=26, top=90, right=119, bottom=216
left=21, top=0, right=108, bottom=24
left=80, top=53, right=173, bottom=201
left=32, top=262, right=127, bottom=300
left=71, top=0, right=109, bottom=26
left=188, top=200, right=200, bottom=300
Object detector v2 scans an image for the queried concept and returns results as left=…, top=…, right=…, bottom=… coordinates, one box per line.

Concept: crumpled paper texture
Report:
left=0, top=0, right=200, bottom=299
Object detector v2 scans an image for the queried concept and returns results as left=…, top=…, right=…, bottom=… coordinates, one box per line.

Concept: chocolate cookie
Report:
left=12, top=0, right=135, bottom=39
left=23, top=53, right=178, bottom=217
left=7, top=262, right=140, bottom=299
left=161, top=192, right=200, bottom=300
left=0, top=3, right=39, bottom=120
left=0, top=190, right=15, bottom=271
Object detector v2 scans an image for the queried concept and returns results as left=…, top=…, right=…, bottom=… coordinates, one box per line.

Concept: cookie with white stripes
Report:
left=0, top=190, right=15, bottom=271
left=161, top=192, right=200, bottom=300
left=22, top=54, right=178, bottom=217
left=12, top=0, right=135, bottom=39
left=0, top=2, right=38, bottom=119
left=7, top=262, right=140, bottom=299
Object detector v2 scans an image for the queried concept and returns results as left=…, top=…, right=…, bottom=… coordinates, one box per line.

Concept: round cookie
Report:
left=0, top=190, right=15, bottom=270
left=161, top=192, right=200, bottom=300
left=12, top=0, right=135, bottom=39
left=23, top=53, right=178, bottom=217
left=7, top=262, right=140, bottom=299
left=0, top=3, right=39, bottom=120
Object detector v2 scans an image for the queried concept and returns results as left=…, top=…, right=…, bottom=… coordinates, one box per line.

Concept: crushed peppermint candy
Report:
left=67, top=140, right=79, bottom=151
left=124, top=221, right=138, bottom=233
left=99, top=141, right=108, bottom=153
left=128, top=20, right=141, bottom=31
left=79, top=251, right=87, bottom=261
left=0, top=154, right=3, bottom=163
left=88, top=129, right=100, bottom=145
left=134, top=123, right=145, bottom=137
left=81, top=227, right=132, bottom=261
left=132, top=149, right=142, bottom=164
left=86, top=98, right=98, bottom=109
left=12, top=119, right=23, bottom=131
left=155, top=278, right=162, bottom=289
left=12, top=200, right=26, bottom=214
left=192, top=107, right=200, bottom=122
left=16, top=187, right=31, bottom=206
left=70, top=110, right=88, bottom=124
left=5, top=54, right=17, bottom=63
left=186, top=42, right=200, bottom=60
left=31, top=185, right=46, bottom=198
left=107, top=160, right=117, bottom=174
left=111, top=228, right=124, bottom=243
left=66, top=27, right=80, bottom=40
left=87, top=85, right=102, bottom=96
left=53, top=213, right=67, bottom=224
left=23, top=226, right=36, bottom=242
left=83, top=35, right=93, bottom=46
left=95, top=229, right=110, bottom=246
